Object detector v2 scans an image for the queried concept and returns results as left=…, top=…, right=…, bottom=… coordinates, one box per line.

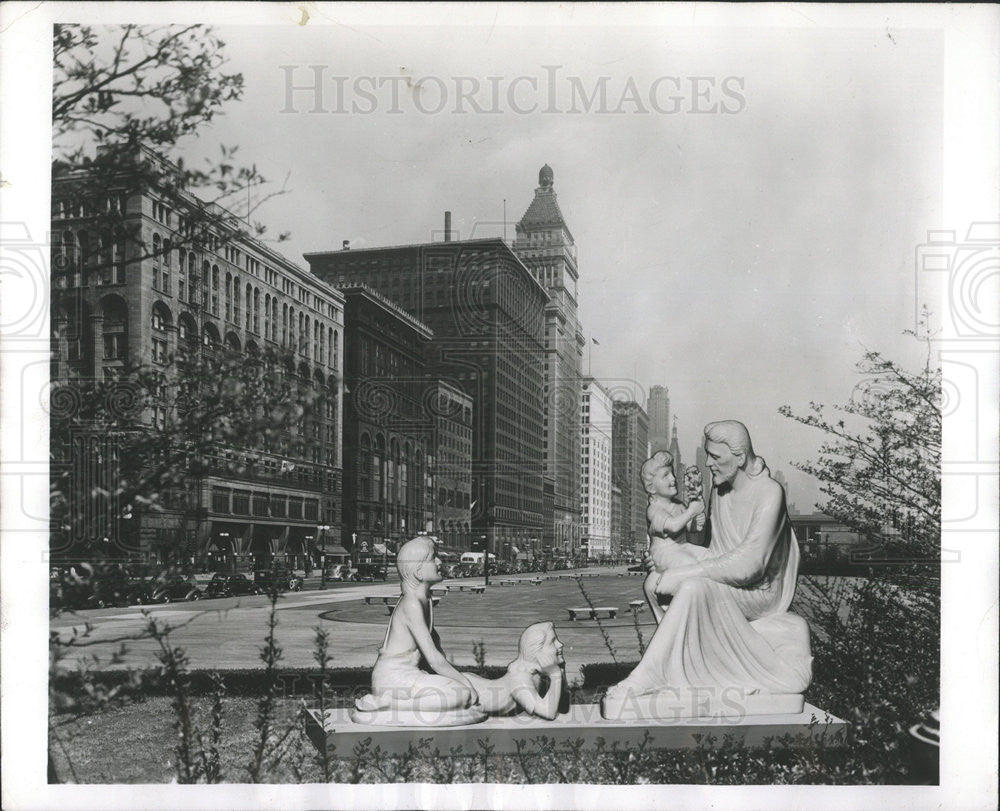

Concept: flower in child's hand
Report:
left=683, top=465, right=704, bottom=502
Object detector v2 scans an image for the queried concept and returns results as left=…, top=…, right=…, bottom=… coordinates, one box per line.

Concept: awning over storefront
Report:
left=323, top=544, right=351, bottom=562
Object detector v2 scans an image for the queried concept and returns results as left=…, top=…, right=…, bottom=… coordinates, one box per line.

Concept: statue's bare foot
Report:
left=354, top=693, right=388, bottom=712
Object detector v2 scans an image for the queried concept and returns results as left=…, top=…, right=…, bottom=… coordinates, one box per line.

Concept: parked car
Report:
left=254, top=566, right=304, bottom=593
left=325, top=563, right=352, bottom=582
left=352, top=563, right=388, bottom=582
left=206, top=573, right=262, bottom=598
left=151, top=575, right=202, bottom=603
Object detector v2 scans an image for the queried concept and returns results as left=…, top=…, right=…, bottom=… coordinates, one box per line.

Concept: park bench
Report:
left=528, top=578, right=543, bottom=585
left=629, top=599, right=645, bottom=613
left=566, top=606, right=618, bottom=621
left=457, top=585, right=486, bottom=594
left=498, top=579, right=518, bottom=586
left=364, top=595, right=396, bottom=606
left=384, top=596, right=440, bottom=615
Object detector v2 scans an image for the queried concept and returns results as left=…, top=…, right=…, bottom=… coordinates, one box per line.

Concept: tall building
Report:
left=513, top=165, right=585, bottom=559
left=50, top=145, right=344, bottom=570
left=610, top=483, right=624, bottom=560
left=611, top=400, right=649, bottom=559
left=306, top=236, right=548, bottom=561
left=341, top=285, right=459, bottom=557
left=425, top=380, right=474, bottom=551
left=647, top=385, right=671, bottom=454
left=580, top=378, right=613, bottom=560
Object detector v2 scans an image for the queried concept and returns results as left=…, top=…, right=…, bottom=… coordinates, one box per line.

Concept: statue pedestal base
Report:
left=600, top=688, right=804, bottom=721
left=305, top=702, right=845, bottom=758
left=349, top=705, right=488, bottom=727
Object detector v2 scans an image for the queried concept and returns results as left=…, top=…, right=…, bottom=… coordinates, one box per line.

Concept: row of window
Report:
left=211, top=487, right=321, bottom=520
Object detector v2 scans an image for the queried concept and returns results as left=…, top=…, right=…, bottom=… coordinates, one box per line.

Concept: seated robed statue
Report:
left=603, top=420, right=813, bottom=720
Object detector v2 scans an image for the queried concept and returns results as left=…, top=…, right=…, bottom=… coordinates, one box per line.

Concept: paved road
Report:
left=50, top=568, right=651, bottom=681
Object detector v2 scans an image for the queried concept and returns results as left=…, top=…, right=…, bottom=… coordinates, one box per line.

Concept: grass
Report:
left=50, top=696, right=320, bottom=783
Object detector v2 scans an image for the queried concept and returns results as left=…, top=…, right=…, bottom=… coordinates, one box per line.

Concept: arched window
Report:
left=162, top=238, right=171, bottom=294
left=203, top=322, right=220, bottom=348
left=333, top=329, right=339, bottom=370
left=201, top=260, right=210, bottom=308
left=225, top=273, right=232, bottom=321
left=319, top=323, right=325, bottom=366
left=282, top=304, right=288, bottom=346
left=151, top=233, right=161, bottom=289
left=177, top=249, right=186, bottom=300
left=100, top=296, right=128, bottom=363
left=360, top=434, right=372, bottom=499
left=304, top=315, right=311, bottom=358
left=400, top=444, right=409, bottom=508
left=233, top=275, right=241, bottom=326
left=188, top=252, right=197, bottom=303
left=252, top=287, right=259, bottom=333
left=263, top=294, right=271, bottom=338
left=211, top=265, right=220, bottom=315
left=373, top=435, right=385, bottom=502
left=388, top=438, right=400, bottom=506
left=271, top=299, right=278, bottom=342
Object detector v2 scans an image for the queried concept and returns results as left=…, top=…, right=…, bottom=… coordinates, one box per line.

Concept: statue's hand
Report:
left=655, top=569, right=684, bottom=596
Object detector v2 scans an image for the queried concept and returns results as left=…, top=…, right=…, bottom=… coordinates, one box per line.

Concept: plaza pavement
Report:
left=50, top=567, right=656, bottom=682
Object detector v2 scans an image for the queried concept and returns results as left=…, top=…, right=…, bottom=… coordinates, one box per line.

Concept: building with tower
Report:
left=611, top=399, right=649, bottom=560
left=580, top=377, right=613, bottom=560
left=647, top=385, right=671, bottom=454
left=513, top=164, right=585, bottom=560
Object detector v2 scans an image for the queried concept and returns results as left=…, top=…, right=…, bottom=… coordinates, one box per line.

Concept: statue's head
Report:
left=396, top=536, right=441, bottom=589
left=640, top=450, right=676, bottom=497
left=518, top=621, right=564, bottom=669
left=703, top=420, right=764, bottom=486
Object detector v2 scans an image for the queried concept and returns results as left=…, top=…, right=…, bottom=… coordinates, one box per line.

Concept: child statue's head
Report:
left=640, top=450, right=676, bottom=496
left=396, top=536, right=440, bottom=589
left=518, top=621, right=564, bottom=669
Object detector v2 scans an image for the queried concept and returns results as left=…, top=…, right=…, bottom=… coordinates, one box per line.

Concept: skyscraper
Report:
left=611, top=400, right=649, bottom=559
left=306, top=237, right=548, bottom=561
left=580, top=378, right=613, bottom=560
left=513, top=164, right=585, bottom=558
left=647, top=385, right=671, bottom=454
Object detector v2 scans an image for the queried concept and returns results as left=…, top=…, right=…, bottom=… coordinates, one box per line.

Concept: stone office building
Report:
left=580, top=377, right=613, bottom=560
left=306, top=236, right=548, bottom=561
left=611, top=399, right=649, bottom=560
left=50, top=145, right=344, bottom=570
left=340, top=284, right=473, bottom=558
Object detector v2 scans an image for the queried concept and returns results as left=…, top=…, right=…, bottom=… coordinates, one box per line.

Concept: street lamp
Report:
left=317, top=524, right=330, bottom=588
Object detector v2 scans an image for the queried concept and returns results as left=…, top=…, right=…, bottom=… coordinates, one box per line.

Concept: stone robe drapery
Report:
left=613, top=464, right=812, bottom=696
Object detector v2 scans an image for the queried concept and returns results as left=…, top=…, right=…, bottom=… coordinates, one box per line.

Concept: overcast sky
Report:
left=101, top=19, right=943, bottom=509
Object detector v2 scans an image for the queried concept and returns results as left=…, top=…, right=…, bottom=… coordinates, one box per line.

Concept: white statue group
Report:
left=352, top=420, right=812, bottom=726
